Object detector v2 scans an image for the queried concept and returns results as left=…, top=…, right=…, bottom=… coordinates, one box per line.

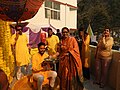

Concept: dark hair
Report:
left=62, top=27, right=69, bottom=32
left=104, top=26, right=110, bottom=31
left=78, top=27, right=85, bottom=32
left=38, top=42, right=45, bottom=48
left=84, top=30, right=88, bottom=35
left=15, top=24, right=23, bottom=30
left=57, top=29, right=60, bottom=32
left=48, top=28, right=52, bottom=32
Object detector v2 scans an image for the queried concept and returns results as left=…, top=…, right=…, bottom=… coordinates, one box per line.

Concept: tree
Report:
left=77, top=0, right=110, bottom=32
left=77, top=0, right=120, bottom=45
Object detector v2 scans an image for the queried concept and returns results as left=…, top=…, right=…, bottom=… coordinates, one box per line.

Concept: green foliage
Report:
left=108, top=0, right=120, bottom=27
left=77, top=0, right=120, bottom=32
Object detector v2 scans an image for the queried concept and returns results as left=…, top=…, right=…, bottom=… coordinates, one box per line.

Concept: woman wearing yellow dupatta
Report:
left=81, top=29, right=90, bottom=80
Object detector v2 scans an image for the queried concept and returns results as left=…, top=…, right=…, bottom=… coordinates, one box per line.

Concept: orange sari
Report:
left=58, top=36, right=83, bottom=90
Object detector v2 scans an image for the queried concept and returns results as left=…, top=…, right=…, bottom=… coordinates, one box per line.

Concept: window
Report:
left=45, top=1, right=52, bottom=8
left=45, top=0, right=60, bottom=20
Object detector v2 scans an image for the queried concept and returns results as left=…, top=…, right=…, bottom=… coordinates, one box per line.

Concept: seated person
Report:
left=31, top=42, right=57, bottom=90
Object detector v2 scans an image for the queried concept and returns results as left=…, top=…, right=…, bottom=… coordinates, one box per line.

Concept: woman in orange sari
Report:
left=55, top=27, right=83, bottom=90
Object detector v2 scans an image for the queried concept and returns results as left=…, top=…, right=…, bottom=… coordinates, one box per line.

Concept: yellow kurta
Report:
left=46, top=35, right=59, bottom=55
left=81, top=35, right=90, bottom=68
left=32, top=52, right=49, bottom=85
left=11, top=33, right=30, bottom=66
left=32, top=52, right=49, bottom=71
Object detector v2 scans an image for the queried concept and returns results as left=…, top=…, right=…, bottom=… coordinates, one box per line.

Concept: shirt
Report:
left=46, top=35, right=59, bottom=55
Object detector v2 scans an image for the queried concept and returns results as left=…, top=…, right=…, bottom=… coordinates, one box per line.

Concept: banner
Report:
left=87, top=24, right=94, bottom=37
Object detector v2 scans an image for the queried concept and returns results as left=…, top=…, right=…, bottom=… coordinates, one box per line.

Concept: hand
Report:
left=48, top=55, right=56, bottom=59
left=51, top=54, right=57, bottom=59
left=102, top=34, right=105, bottom=37
left=61, top=44, right=67, bottom=50
left=48, top=55, right=52, bottom=59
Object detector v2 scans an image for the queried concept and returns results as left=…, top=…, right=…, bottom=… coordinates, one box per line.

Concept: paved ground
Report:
left=83, top=77, right=115, bottom=90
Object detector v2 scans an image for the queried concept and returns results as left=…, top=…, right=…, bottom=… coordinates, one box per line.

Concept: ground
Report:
left=10, top=75, right=114, bottom=90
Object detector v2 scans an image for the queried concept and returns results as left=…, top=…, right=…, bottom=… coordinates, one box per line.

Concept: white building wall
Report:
left=25, top=0, right=77, bottom=31
left=65, top=6, right=77, bottom=29
left=58, top=0, right=77, bottom=7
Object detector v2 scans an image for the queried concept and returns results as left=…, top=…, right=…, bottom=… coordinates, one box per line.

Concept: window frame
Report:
left=45, top=1, right=60, bottom=20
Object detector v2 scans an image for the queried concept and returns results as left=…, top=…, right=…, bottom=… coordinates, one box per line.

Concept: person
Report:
left=40, top=33, right=46, bottom=44
left=31, top=42, right=57, bottom=90
left=90, top=32, right=98, bottom=46
left=81, top=29, right=91, bottom=80
left=77, top=27, right=84, bottom=53
left=54, top=27, right=84, bottom=90
left=94, top=27, right=114, bottom=88
left=0, top=69, right=10, bottom=90
left=56, top=29, right=62, bottom=40
left=46, top=28, right=59, bottom=56
left=11, top=24, right=30, bottom=79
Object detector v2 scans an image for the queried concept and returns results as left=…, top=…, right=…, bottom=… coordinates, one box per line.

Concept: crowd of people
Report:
left=0, top=24, right=114, bottom=90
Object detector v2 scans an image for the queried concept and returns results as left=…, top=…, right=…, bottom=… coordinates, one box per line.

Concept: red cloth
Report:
left=0, top=0, right=44, bottom=21
left=40, top=33, right=46, bottom=43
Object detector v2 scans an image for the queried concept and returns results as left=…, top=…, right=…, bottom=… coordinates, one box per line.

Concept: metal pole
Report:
left=65, top=4, right=67, bottom=26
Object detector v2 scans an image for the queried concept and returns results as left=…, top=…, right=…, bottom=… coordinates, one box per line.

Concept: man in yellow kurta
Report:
left=11, top=25, right=30, bottom=78
left=46, top=28, right=59, bottom=55
left=32, top=42, right=57, bottom=90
